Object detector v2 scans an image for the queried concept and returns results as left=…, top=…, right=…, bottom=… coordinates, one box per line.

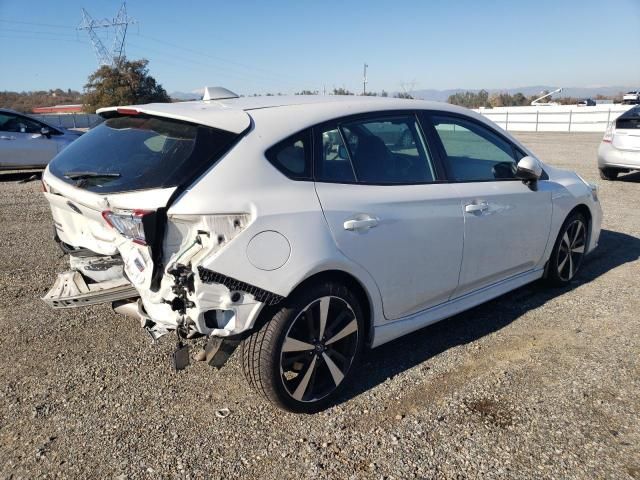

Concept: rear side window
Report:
left=316, top=115, right=436, bottom=184
left=265, top=130, right=312, bottom=180
left=430, top=115, right=518, bottom=182
left=49, top=115, right=239, bottom=193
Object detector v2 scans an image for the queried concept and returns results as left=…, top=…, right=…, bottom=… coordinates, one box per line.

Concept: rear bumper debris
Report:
left=42, top=270, right=137, bottom=308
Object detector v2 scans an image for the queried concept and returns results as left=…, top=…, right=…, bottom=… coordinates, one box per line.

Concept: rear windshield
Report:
left=616, top=107, right=640, bottom=130
left=49, top=115, right=240, bottom=193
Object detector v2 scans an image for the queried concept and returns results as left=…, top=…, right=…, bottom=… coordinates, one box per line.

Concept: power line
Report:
left=0, top=19, right=75, bottom=29
left=133, top=32, right=307, bottom=85
left=126, top=41, right=301, bottom=89
left=1, top=27, right=79, bottom=38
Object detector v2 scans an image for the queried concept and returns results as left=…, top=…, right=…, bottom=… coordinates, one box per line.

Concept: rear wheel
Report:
left=599, top=168, right=619, bottom=180
left=242, top=281, right=364, bottom=413
left=545, top=212, right=588, bottom=286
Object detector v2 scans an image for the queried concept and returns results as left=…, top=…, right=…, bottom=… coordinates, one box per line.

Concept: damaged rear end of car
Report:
left=41, top=104, right=265, bottom=368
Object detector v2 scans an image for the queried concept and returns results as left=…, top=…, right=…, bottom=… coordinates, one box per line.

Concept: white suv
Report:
left=42, top=91, right=602, bottom=412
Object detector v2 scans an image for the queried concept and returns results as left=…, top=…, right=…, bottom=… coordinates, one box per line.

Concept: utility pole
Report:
left=363, top=63, right=368, bottom=95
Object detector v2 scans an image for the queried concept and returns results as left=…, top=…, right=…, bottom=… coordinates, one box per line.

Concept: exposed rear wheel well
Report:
left=285, top=270, right=373, bottom=346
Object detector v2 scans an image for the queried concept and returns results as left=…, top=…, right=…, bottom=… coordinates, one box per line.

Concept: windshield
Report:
left=49, top=115, right=239, bottom=193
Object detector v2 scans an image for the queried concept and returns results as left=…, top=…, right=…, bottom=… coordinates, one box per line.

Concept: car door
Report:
left=424, top=112, right=552, bottom=298
left=313, top=112, right=464, bottom=320
left=0, top=112, right=58, bottom=168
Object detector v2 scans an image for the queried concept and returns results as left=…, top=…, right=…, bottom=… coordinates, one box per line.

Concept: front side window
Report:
left=430, top=115, right=519, bottom=182
left=316, top=114, right=435, bottom=184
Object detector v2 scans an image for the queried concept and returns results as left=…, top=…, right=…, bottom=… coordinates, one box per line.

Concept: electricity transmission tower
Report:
left=78, top=2, right=137, bottom=67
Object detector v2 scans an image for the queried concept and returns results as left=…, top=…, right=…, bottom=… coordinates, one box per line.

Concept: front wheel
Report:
left=242, top=281, right=364, bottom=413
left=545, top=212, right=588, bottom=286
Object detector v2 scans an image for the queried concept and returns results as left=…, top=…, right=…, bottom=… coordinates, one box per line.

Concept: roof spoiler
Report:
left=202, top=86, right=239, bottom=101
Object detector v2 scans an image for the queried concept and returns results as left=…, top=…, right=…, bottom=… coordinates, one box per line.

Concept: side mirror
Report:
left=516, top=156, right=542, bottom=183
left=40, top=127, right=51, bottom=138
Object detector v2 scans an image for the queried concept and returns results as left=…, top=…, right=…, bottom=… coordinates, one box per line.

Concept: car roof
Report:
left=97, top=95, right=472, bottom=134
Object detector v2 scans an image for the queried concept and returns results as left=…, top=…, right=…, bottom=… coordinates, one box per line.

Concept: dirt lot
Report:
left=0, top=132, right=638, bottom=479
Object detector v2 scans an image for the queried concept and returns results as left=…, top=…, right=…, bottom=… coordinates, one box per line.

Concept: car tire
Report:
left=545, top=211, right=588, bottom=286
left=241, top=281, right=364, bottom=413
left=599, top=168, right=618, bottom=180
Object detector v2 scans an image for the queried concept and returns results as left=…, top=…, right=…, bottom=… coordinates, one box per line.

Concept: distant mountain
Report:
left=410, top=86, right=635, bottom=101
left=169, top=91, right=201, bottom=101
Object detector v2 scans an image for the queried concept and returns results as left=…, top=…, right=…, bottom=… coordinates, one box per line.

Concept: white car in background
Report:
left=622, top=90, right=640, bottom=105
left=598, top=106, right=640, bottom=180
left=41, top=91, right=602, bottom=412
left=0, top=109, right=82, bottom=169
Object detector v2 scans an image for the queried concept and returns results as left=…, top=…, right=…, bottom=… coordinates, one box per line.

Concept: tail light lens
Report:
left=102, top=209, right=152, bottom=245
left=603, top=122, right=615, bottom=143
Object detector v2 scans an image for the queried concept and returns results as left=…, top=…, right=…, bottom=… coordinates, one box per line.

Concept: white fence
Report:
left=474, top=104, right=633, bottom=133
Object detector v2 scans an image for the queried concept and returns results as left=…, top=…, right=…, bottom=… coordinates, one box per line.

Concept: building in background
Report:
left=32, top=104, right=83, bottom=114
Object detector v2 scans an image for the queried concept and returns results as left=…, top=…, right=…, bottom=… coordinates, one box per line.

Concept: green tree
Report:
left=394, top=92, right=413, bottom=99
left=83, top=58, right=170, bottom=112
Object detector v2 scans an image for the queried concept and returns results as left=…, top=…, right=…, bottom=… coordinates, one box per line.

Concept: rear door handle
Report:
left=344, top=216, right=379, bottom=231
left=465, top=202, right=489, bottom=214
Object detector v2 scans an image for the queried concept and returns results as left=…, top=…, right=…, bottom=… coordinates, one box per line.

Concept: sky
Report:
left=1, top=0, right=639, bottom=95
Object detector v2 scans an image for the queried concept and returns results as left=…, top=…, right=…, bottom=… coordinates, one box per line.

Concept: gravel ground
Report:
left=0, top=132, right=638, bottom=479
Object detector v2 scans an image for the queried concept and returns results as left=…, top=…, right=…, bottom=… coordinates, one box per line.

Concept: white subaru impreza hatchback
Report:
left=42, top=90, right=602, bottom=412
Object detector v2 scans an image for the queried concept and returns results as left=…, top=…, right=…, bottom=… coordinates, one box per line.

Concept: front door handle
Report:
left=465, top=202, right=489, bottom=214
left=344, top=215, right=379, bottom=231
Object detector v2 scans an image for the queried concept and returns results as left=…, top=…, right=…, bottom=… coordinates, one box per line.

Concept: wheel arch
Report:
left=255, top=269, right=375, bottom=347
left=570, top=203, right=593, bottom=245
left=544, top=202, right=593, bottom=278
left=292, top=270, right=374, bottom=347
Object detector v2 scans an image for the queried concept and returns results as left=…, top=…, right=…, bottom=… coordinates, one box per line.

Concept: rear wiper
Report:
left=64, top=171, right=121, bottom=180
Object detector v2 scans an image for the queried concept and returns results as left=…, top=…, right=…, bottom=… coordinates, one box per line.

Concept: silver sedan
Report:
left=0, top=108, right=82, bottom=170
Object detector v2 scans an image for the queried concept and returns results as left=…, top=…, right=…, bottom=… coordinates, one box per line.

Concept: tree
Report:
left=332, top=87, right=354, bottom=96
left=296, top=90, right=318, bottom=95
left=394, top=92, right=413, bottom=99
left=447, top=90, right=490, bottom=108
left=83, top=58, right=170, bottom=112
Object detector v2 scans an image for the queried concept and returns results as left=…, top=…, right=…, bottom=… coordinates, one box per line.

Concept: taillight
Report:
left=102, top=209, right=152, bottom=245
left=603, top=122, right=615, bottom=143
